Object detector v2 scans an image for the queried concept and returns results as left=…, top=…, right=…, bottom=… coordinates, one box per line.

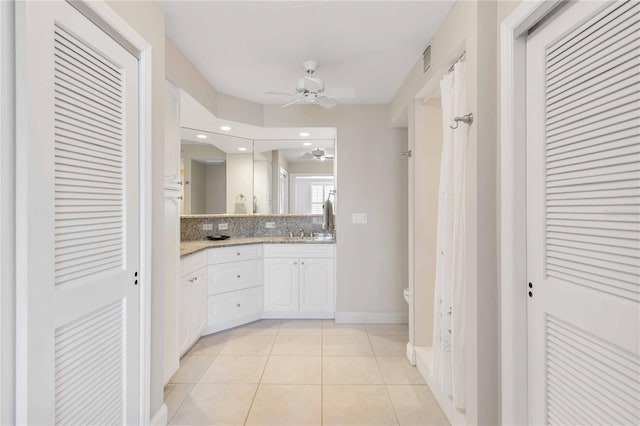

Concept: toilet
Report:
left=403, top=288, right=410, bottom=303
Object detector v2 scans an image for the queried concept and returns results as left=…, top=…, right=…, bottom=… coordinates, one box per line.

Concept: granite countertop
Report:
left=181, top=237, right=336, bottom=258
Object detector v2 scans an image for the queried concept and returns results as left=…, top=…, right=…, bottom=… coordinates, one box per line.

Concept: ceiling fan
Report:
left=300, top=147, right=334, bottom=161
left=265, top=60, right=356, bottom=109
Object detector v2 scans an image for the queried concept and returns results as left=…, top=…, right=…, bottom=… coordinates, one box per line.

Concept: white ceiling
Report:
left=161, top=1, right=454, bottom=105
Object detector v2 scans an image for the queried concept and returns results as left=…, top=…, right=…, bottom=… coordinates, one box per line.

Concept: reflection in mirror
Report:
left=180, top=127, right=253, bottom=215
left=254, top=139, right=335, bottom=214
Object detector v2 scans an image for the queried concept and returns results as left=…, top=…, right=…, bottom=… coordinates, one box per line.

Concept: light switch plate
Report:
left=352, top=213, right=368, bottom=224
left=218, top=223, right=229, bottom=230
left=265, top=222, right=276, bottom=229
left=202, top=223, right=213, bottom=231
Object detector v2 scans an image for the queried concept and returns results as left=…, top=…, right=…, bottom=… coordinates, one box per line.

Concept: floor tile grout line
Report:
left=243, top=320, right=279, bottom=426
left=366, top=326, right=402, bottom=426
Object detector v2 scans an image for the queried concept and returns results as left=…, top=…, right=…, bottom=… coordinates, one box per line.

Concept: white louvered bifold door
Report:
left=16, top=2, right=140, bottom=424
left=526, top=1, right=640, bottom=425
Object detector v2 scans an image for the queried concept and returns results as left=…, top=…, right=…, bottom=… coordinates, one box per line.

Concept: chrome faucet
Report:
left=299, top=228, right=305, bottom=238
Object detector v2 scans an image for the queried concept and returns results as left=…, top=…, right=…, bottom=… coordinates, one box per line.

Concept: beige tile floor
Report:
left=166, top=319, right=449, bottom=426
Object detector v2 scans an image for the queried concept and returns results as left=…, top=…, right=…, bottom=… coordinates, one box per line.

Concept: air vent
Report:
left=423, top=45, right=432, bottom=73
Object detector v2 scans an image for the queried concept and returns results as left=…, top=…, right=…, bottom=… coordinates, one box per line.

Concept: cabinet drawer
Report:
left=208, top=259, right=263, bottom=295
left=207, top=286, right=263, bottom=326
left=208, top=244, right=262, bottom=264
left=181, top=251, right=207, bottom=277
left=264, top=244, right=335, bottom=258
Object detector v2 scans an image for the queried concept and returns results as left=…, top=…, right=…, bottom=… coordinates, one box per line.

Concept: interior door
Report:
left=16, top=1, right=140, bottom=423
left=526, top=1, right=640, bottom=424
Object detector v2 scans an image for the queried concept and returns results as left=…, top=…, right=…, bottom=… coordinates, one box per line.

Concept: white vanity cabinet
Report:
left=178, top=251, right=208, bottom=357
left=205, top=245, right=264, bottom=333
left=263, top=244, right=335, bottom=318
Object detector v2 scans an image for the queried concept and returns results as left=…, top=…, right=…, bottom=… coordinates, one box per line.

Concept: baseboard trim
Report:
left=406, top=341, right=416, bottom=366
left=334, top=312, right=408, bottom=324
left=150, top=403, right=168, bottom=426
left=415, top=346, right=466, bottom=426
left=262, top=311, right=335, bottom=319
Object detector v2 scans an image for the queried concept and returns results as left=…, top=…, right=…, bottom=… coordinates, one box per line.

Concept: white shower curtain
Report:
left=431, top=61, right=467, bottom=411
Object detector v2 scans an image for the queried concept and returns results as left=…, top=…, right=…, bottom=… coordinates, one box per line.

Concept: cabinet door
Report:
left=191, top=268, right=208, bottom=337
left=176, top=276, right=192, bottom=356
left=300, top=258, right=334, bottom=312
left=264, top=258, right=299, bottom=312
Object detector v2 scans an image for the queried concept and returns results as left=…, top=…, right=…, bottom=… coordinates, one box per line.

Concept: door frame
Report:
left=499, top=1, right=563, bottom=424
left=12, top=1, right=153, bottom=424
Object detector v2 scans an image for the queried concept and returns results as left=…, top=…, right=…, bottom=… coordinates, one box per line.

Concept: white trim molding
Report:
left=500, top=1, right=562, bottom=425
left=334, top=312, right=408, bottom=324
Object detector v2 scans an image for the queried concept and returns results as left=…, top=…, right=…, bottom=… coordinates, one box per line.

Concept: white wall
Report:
left=226, top=153, right=253, bottom=214
left=263, top=105, right=409, bottom=318
left=205, top=164, right=226, bottom=214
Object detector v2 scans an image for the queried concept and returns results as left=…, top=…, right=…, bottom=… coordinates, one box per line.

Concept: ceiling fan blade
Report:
left=317, top=96, right=338, bottom=109
left=265, top=91, right=295, bottom=96
left=323, top=87, right=356, bottom=99
left=300, top=152, right=314, bottom=160
left=281, top=97, right=304, bottom=108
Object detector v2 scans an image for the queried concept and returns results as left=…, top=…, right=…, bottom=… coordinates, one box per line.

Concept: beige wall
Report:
left=107, top=0, right=166, bottom=416
left=410, top=98, right=442, bottom=348
left=287, top=161, right=334, bottom=175
left=206, top=165, right=227, bottom=214
left=263, top=105, right=409, bottom=316
left=226, top=154, right=254, bottom=214
left=190, top=161, right=206, bottom=214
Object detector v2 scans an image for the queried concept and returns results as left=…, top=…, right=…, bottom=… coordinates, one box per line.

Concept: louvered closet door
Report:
left=526, top=1, right=640, bottom=424
left=16, top=1, right=140, bottom=424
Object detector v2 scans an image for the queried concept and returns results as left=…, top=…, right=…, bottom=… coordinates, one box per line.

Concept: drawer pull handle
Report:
left=293, top=261, right=298, bottom=265
left=237, top=303, right=241, bottom=307
left=237, top=275, right=241, bottom=279
left=301, top=261, right=305, bottom=266
left=236, top=252, right=241, bottom=256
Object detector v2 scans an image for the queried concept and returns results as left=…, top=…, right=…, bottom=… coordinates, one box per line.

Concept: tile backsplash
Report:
left=181, top=214, right=329, bottom=241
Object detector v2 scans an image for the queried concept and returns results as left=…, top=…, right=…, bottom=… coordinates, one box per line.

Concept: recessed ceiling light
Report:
left=299, top=132, right=310, bottom=137
left=238, top=147, right=247, bottom=151
left=220, top=126, right=232, bottom=131
left=303, top=142, right=312, bottom=146
left=196, top=134, right=207, bottom=139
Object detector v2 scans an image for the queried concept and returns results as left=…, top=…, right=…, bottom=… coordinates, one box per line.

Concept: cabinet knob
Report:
left=294, top=261, right=298, bottom=265
left=177, top=195, right=183, bottom=200
left=236, top=275, right=241, bottom=279
left=301, top=261, right=305, bottom=266
left=236, top=252, right=241, bottom=256
left=236, top=303, right=241, bottom=308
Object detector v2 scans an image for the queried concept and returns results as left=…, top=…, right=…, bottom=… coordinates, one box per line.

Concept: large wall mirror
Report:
left=179, top=89, right=336, bottom=216
left=180, top=128, right=254, bottom=215
left=254, top=139, right=335, bottom=214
